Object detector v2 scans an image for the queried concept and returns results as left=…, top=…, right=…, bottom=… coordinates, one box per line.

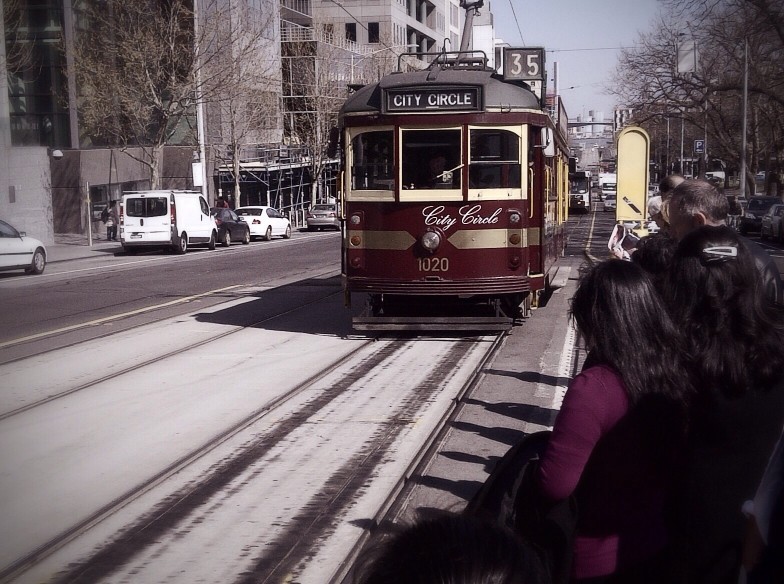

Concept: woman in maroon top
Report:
left=537, top=260, right=691, bottom=582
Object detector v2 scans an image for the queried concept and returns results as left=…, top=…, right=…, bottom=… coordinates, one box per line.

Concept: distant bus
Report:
left=569, top=171, right=591, bottom=213
left=599, top=173, right=617, bottom=199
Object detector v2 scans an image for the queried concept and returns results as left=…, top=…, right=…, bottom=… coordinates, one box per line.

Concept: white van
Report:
left=120, top=191, right=217, bottom=254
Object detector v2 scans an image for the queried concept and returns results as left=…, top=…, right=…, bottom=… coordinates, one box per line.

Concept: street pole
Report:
left=740, top=38, right=748, bottom=198
left=666, top=117, right=670, bottom=174
left=680, top=116, right=684, bottom=177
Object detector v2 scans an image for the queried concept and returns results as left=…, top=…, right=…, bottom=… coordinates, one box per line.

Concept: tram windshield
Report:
left=468, top=129, right=521, bottom=189
left=351, top=130, right=394, bottom=190
left=401, top=129, right=461, bottom=190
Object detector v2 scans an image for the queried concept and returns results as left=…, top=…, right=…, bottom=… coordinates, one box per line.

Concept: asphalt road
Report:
left=0, top=231, right=344, bottom=363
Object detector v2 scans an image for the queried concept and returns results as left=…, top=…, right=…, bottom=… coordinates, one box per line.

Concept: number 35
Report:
left=510, top=53, right=539, bottom=77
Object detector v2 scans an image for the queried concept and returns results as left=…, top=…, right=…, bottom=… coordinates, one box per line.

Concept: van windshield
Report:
left=126, top=197, right=167, bottom=217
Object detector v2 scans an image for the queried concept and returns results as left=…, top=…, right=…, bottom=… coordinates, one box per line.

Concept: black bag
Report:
left=465, top=430, right=577, bottom=584
left=100, top=207, right=109, bottom=223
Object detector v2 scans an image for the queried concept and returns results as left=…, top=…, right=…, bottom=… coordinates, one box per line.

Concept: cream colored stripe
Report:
left=347, top=230, right=416, bottom=250
left=447, top=229, right=522, bottom=249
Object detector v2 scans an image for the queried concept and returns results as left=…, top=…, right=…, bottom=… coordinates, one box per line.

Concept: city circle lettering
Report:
left=391, top=91, right=475, bottom=110
left=422, top=205, right=502, bottom=231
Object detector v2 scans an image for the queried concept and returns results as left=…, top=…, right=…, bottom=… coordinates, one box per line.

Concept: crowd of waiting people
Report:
left=352, top=178, right=784, bottom=584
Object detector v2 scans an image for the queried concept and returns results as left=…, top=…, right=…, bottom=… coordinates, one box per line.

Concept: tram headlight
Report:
left=509, top=212, right=521, bottom=224
left=350, top=214, right=361, bottom=225
left=420, top=230, right=442, bottom=252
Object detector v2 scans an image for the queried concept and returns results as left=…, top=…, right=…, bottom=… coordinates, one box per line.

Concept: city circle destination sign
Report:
left=384, top=86, right=482, bottom=113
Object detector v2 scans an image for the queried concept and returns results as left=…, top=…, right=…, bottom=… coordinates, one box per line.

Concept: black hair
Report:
left=668, top=179, right=728, bottom=224
left=352, top=513, right=546, bottom=584
left=664, top=225, right=784, bottom=397
left=570, top=259, right=689, bottom=406
left=631, top=234, right=678, bottom=293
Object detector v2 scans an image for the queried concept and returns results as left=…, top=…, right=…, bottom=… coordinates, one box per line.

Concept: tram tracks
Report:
left=0, top=286, right=343, bottom=421
left=2, top=321, right=506, bottom=583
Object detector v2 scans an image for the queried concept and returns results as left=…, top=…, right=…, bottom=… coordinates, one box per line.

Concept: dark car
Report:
left=210, top=207, right=251, bottom=246
left=738, top=196, right=782, bottom=235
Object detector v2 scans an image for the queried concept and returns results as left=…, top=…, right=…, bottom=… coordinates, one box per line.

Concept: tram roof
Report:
left=340, top=68, right=541, bottom=116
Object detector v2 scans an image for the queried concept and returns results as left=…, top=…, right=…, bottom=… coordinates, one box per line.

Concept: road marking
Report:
left=584, top=210, right=602, bottom=263
left=551, top=320, right=577, bottom=412
left=0, top=285, right=243, bottom=349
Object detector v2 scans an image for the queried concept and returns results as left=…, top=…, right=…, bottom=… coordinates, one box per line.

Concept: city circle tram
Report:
left=337, top=49, right=570, bottom=331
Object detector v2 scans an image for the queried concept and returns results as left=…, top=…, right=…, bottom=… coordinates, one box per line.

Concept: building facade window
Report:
left=368, top=22, right=379, bottom=43
left=345, top=22, right=356, bottom=42
left=5, top=0, right=71, bottom=147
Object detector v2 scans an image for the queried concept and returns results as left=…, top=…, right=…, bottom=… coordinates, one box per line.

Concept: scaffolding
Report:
left=214, top=143, right=338, bottom=226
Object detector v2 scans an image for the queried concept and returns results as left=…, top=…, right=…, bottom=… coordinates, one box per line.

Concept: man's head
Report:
left=667, top=179, right=728, bottom=241
left=658, top=174, right=685, bottom=199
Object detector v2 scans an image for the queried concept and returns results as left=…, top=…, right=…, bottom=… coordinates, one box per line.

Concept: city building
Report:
left=1, top=0, right=285, bottom=243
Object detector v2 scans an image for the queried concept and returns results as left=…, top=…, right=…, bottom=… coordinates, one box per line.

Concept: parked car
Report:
left=121, top=190, right=217, bottom=254
left=760, top=203, right=784, bottom=243
left=234, top=206, right=291, bottom=240
left=0, top=219, right=46, bottom=275
left=306, top=204, right=340, bottom=231
left=603, top=194, right=617, bottom=212
left=738, top=196, right=781, bottom=235
left=210, top=208, right=251, bottom=246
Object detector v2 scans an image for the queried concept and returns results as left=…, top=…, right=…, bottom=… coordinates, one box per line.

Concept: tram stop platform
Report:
left=390, top=252, right=586, bottom=525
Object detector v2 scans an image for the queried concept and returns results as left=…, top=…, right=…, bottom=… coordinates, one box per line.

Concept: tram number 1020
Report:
left=417, top=257, right=449, bottom=272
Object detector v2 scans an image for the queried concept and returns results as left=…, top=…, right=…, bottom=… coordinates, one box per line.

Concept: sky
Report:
left=487, top=0, right=662, bottom=120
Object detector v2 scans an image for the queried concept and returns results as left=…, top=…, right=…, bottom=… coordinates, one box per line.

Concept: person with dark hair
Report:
left=663, top=225, right=784, bottom=583
left=654, top=174, right=685, bottom=232
left=659, top=173, right=685, bottom=197
left=352, top=513, right=547, bottom=584
left=106, top=200, right=119, bottom=241
left=630, top=234, right=678, bottom=294
left=536, top=260, right=691, bottom=582
left=668, top=178, right=782, bottom=304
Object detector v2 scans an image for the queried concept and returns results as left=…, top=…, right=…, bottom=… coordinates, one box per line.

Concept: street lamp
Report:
left=350, top=44, right=417, bottom=84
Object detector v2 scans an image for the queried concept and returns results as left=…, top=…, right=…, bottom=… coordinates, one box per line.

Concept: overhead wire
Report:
left=507, top=0, right=525, bottom=45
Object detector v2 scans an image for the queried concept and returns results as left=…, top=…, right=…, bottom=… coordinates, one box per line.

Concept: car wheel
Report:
left=242, top=228, right=250, bottom=245
left=175, top=232, right=188, bottom=254
left=283, top=225, right=291, bottom=239
left=264, top=226, right=273, bottom=241
left=307, top=226, right=315, bottom=232
left=25, top=248, right=46, bottom=275
left=222, top=230, right=231, bottom=247
left=208, top=231, right=216, bottom=250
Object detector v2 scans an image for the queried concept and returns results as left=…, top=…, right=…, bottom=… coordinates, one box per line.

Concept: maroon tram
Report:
left=337, top=48, right=570, bottom=330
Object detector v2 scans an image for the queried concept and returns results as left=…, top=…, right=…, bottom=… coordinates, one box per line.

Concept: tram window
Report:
left=351, top=131, right=394, bottom=190
left=401, top=129, right=461, bottom=189
left=469, top=129, right=521, bottom=189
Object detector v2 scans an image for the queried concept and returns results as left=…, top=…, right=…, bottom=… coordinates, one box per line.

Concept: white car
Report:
left=234, top=206, right=292, bottom=240
left=0, top=219, right=47, bottom=275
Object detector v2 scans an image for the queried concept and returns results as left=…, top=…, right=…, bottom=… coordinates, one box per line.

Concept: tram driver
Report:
left=426, top=154, right=451, bottom=188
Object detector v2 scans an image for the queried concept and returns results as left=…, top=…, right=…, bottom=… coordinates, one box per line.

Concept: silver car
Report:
left=306, top=204, right=340, bottom=231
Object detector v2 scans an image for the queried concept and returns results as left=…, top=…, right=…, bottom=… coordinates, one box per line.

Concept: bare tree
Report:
left=282, top=24, right=351, bottom=205
left=204, top=0, right=281, bottom=207
left=72, top=0, right=278, bottom=190
left=610, top=0, right=784, bottom=194
left=2, top=0, right=35, bottom=78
